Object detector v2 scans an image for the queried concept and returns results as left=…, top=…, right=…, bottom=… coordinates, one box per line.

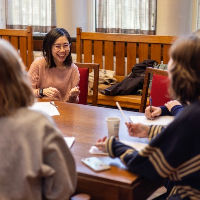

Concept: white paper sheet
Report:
left=130, top=115, right=174, bottom=126
left=30, top=102, right=60, bottom=116
left=89, top=146, right=108, bottom=155
left=64, top=137, right=75, bottom=148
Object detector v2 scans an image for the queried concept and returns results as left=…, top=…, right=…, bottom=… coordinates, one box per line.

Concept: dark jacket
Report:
left=101, top=59, right=157, bottom=96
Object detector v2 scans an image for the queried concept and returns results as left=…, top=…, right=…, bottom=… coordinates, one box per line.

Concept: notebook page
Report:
left=129, top=115, right=174, bottom=126
left=30, top=102, right=60, bottom=116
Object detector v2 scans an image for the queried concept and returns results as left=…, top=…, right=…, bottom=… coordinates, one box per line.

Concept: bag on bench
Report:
left=101, top=59, right=157, bottom=96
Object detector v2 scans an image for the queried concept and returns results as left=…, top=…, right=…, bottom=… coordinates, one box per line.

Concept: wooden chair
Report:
left=139, top=67, right=170, bottom=112
left=0, top=26, right=33, bottom=70
left=77, top=67, right=89, bottom=105
left=75, top=62, right=99, bottom=106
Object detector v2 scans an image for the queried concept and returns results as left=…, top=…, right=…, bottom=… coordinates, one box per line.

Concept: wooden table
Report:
left=51, top=102, right=160, bottom=200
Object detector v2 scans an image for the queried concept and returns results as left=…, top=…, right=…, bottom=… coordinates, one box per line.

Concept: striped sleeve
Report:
left=148, top=125, right=164, bottom=141
left=106, top=136, right=136, bottom=159
left=105, top=104, right=200, bottom=199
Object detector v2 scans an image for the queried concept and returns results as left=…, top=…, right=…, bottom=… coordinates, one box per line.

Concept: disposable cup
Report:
left=106, top=117, right=120, bottom=138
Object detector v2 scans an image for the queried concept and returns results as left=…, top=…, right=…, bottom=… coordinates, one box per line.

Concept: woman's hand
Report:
left=95, top=136, right=107, bottom=152
left=125, top=122, right=150, bottom=138
left=145, top=106, right=162, bottom=119
left=43, top=87, right=61, bottom=99
left=69, top=86, right=80, bottom=98
left=165, top=100, right=181, bottom=112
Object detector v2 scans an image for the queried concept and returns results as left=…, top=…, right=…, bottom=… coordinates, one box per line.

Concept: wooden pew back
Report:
left=76, top=27, right=176, bottom=109
left=76, top=27, right=176, bottom=81
left=0, top=26, right=33, bottom=70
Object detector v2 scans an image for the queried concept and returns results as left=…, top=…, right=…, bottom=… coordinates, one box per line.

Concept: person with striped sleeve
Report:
left=96, top=34, right=200, bottom=200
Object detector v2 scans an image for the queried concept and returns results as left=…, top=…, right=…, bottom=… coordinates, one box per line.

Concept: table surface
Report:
left=49, top=101, right=159, bottom=200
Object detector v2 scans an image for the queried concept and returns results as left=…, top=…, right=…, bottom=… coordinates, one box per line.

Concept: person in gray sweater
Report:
left=0, top=39, right=77, bottom=199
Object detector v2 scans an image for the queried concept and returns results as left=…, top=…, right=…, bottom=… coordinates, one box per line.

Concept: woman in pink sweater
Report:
left=28, top=28, right=80, bottom=103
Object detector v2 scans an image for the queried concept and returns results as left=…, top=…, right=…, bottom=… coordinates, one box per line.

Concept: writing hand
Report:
left=125, top=122, right=149, bottom=138
left=145, top=106, right=162, bottom=120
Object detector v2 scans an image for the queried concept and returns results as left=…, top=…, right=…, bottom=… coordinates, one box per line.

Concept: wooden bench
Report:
left=76, top=27, right=176, bottom=110
left=0, top=26, right=33, bottom=70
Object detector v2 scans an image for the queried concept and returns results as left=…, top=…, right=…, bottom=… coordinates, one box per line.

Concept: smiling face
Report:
left=51, top=36, right=70, bottom=66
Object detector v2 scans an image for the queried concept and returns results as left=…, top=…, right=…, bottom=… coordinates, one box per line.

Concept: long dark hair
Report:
left=43, top=28, right=72, bottom=68
left=169, top=35, right=200, bottom=104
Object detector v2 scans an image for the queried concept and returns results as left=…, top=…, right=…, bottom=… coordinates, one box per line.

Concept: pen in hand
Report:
left=149, top=96, right=153, bottom=113
left=116, top=102, right=130, bottom=122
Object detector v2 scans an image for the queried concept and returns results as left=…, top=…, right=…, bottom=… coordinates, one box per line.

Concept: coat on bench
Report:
left=101, top=60, right=157, bottom=96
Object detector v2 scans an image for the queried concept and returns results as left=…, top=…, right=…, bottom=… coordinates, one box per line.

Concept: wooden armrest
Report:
left=70, top=193, right=91, bottom=200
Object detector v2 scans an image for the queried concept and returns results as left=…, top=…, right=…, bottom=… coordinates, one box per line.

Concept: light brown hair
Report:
left=169, top=34, right=200, bottom=104
left=0, top=39, right=34, bottom=116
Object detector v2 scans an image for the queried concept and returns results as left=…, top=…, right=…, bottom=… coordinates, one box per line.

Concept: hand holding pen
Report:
left=144, top=97, right=162, bottom=120
left=149, top=96, right=153, bottom=113
left=116, top=102, right=150, bottom=137
left=116, top=102, right=130, bottom=122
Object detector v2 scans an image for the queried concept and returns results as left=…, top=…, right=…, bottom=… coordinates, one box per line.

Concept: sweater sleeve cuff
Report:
left=106, top=136, right=115, bottom=158
left=160, top=106, right=171, bottom=116
left=68, top=95, right=79, bottom=103
left=106, top=136, right=136, bottom=160
left=171, top=105, right=183, bottom=116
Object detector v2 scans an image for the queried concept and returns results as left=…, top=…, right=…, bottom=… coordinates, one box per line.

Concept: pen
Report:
left=50, top=101, right=58, bottom=108
left=116, top=102, right=130, bottom=122
left=149, top=96, right=152, bottom=113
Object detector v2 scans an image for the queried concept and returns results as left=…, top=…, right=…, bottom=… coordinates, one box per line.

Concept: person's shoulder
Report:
left=71, top=63, right=78, bottom=70
left=30, top=57, right=47, bottom=69
left=69, top=63, right=80, bottom=76
left=22, top=107, right=53, bottom=121
left=184, top=101, right=200, bottom=116
left=15, top=107, right=56, bottom=131
left=13, top=108, right=64, bottom=144
left=174, top=101, right=200, bottom=124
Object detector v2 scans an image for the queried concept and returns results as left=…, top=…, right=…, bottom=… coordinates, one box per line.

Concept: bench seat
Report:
left=88, top=93, right=149, bottom=110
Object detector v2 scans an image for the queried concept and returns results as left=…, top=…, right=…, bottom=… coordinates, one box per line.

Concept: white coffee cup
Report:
left=106, top=117, right=120, bottom=137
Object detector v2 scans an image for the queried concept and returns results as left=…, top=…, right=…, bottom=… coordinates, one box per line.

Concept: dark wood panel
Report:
left=94, top=41, right=103, bottom=69
left=105, top=41, right=114, bottom=70
left=115, top=42, right=125, bottom=76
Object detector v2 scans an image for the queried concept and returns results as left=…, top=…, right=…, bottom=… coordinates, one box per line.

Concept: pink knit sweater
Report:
left=28, top=57, right=80, bottom=102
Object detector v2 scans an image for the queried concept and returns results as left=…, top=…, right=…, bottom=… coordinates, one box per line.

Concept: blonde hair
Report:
left=0, top=39, right=34, bottom=116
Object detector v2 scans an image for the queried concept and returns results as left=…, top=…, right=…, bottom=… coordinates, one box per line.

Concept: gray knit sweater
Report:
left=0, top=107, right=77, bottom=200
